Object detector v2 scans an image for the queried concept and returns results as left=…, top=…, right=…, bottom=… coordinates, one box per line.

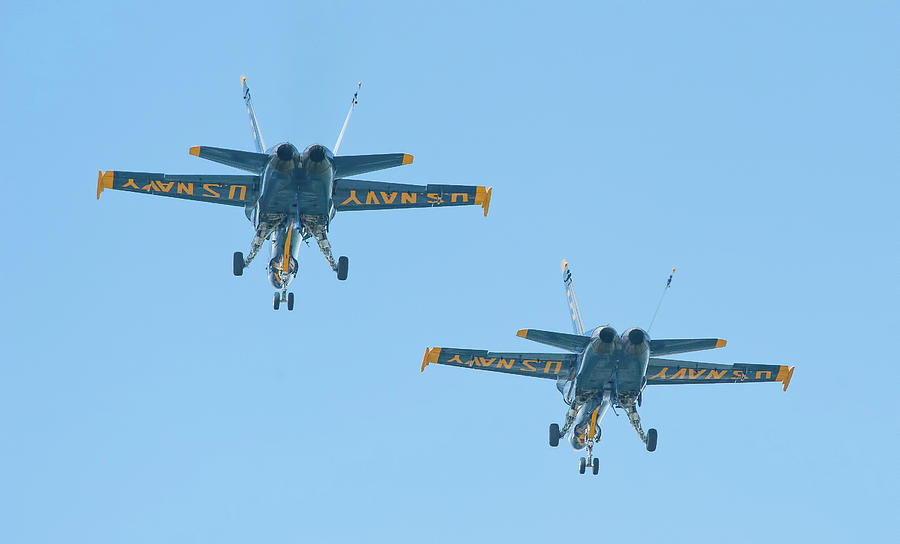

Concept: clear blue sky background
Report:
left=1, top=1, right=897, bottom=542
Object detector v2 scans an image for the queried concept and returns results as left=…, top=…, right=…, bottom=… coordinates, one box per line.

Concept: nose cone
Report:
left=276, top=143, right=295, bottom=161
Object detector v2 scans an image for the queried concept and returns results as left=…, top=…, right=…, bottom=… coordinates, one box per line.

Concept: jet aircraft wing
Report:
left=421, top=347, right=577, bottom=379
left=96, top=170, right=259, bottom=206
left=334, top=180, right=492, bottom=216
left=650, top=338, right=727, bottom=356
left=646, top=358, right=795, bottom=391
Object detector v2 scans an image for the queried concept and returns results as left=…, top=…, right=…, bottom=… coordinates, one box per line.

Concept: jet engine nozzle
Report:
left=622, top=327, right=649, bottom=355
left=589, top=326, right=617, bottom=354
left=276, top=143, right=296, bottom=161
left=307, top=144, right=327, bottom=163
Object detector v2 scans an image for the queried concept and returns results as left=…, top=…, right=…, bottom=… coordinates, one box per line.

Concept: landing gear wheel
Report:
left=578, top=457, right=586, bottom=474
left=337, top=256, right=349, bottom=281
left=592, top=457, right=599, bottom=475
left=233, top=252, right=244, bottom=276
left=549, top=424, right=560, bottom=447
left=273, top=293, right=280, bottom=310
left=287, top=292, right=294, bottom=311
left=646, top=428, right=658, bottom=452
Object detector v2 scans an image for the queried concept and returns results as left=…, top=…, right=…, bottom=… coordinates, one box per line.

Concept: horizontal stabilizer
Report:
left=334, top=179, right=491, bottom=216
left=97, top=170, right=259, bottom=206
left=333, top=153, right=413, bottom=178
left=647, top=358, right=795, bottom=391
left=422, top=347, right=577, bottom=380
left=189, top=146, right=270, bottom=173
left=515, top=329, right=591, bottom=352
left=650, top=338, right=726, bottom=356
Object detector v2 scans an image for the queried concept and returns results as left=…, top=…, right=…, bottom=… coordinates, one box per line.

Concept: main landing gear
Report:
left=273, top=290, right=294, bottom=311
left=621, top=394, right=657, bottom=452
left=233, top=252, right=245, bottom=276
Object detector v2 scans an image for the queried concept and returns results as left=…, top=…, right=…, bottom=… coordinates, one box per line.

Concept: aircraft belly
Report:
left=577, top=351, right=646, bottom=394
left=297, top=177, right=332, bottom=216
left=258, top=172, right=297, bottom=215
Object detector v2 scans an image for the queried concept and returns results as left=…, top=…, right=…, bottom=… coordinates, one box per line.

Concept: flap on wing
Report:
left=97, top=170, right=259, bottom=207
left=646, top=358, right=795, bottom=391
left=650, top=338, right=727, bottom=356
left=515, top=329, right=591, bottom=352
left=422, top=347, right=577, bottom=380
left=189, top=146, right=270, bottom=173
left=334, top=179, right=491, bottom=216
left=333, top=153, right=413, bottom=178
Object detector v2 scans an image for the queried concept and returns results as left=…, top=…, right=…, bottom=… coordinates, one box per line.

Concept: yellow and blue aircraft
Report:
left=421, top=260, right=794, bottom=475
left=97, top=78, right=491, bottom=309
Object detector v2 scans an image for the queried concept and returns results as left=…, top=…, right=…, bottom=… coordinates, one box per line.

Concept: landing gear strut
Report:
left=621, top=394, right=657, bottom=452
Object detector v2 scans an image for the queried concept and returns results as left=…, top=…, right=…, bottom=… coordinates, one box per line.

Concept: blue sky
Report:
left=1, top=1, right=897, bottom=542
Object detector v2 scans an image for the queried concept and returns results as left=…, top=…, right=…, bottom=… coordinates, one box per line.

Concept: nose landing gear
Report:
left=273, top=290, right=295, bottom=311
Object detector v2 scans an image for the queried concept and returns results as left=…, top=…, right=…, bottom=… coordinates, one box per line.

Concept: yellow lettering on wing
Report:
left=475, top=357, right=496, bottom=368
left=140, top=181, right=153, bottom=192
left=401, top=192, right=417, bottom=204
left=521, top=360, right=537, bottom=372
left=365, top=191, right=380, bottom=205
left=669, top=368, right=687, bottom=380
left=688, top=368, right=707, bottom=379
left=706, top=369, right=727, bottom=380
left=448, top=354, right=474, bottom=367
left=340, top=190, right=362, bottom=206
left=228, top=185, right=247, bottom=201
left=122, top=178, right=140, bottom=190
left=177, top=182, right=194, bottom=195
left=732, top=370, right=747, bottom=381
left=648, top=367, right=668, bottom=380
left=156, top=181, right=174, bottom=193
left=451, top=192, right=469, bottom=203
left=755, top=370, right=772, bottom=380
left=202, top=183, right=221, bottom=198
left=497, top=358, right=515, bottom=370
left=544, top=360, right=563, bottom=375
left=426, top=193, right=443, bottom=205
left=380, top=192, right=397, bottom=204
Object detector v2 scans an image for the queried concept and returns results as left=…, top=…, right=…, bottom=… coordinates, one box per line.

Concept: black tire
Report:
left=578, top=457, right=586, bottom=474
left=337, top=256, right=349, bottom=281
left=549, top=424, right=560, bottom=447
left=233, top=252, right=244, bottom=276
left=592, top=457, right=599, bottom=475
left=273, top=293, right=280, bottom=310
left=646, top=428, right=658, bottom=452
left=287, top=292, right=294, bottom=311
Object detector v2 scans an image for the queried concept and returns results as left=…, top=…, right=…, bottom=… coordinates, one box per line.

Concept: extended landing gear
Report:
left=578, top=455, right=600, bottom=475
left=549, top=424, right=560, bottom=447
left=337, top=256, right=349, bottom=281
left=273, top=291, right=295, bottom=311
left=233, top=252, right=244, bottom=276
left=621, top=394, right=658, bottom=452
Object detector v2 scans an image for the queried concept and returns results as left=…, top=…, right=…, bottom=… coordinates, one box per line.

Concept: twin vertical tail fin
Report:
left=333, top=82, right=361, bottom=155
left=241, top=75, right=266, bottom=154
left=562, top=260, right=586, bottom=336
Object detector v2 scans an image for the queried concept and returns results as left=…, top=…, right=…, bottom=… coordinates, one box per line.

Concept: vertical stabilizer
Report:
left=561, top=260, right=586, bottom=335
left=241, top=75, right=266, bottom=153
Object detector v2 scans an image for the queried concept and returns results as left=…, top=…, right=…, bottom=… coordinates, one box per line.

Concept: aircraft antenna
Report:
left=647, top=267, right=676, bottom=334
left=333, top=81, right=361, bottom=155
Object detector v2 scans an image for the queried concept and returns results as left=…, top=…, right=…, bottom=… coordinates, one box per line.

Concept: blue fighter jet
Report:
left=97, top=78, right=492, bottom=309
left=421, top=260, right=794, bottom=474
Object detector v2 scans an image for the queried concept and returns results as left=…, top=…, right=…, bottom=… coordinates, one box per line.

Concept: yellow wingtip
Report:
left=561, top=259, right=568, bottom=272
left=401, top=154, right=414, bottom=165
left=96, top=170, right=113, bottom=200
left=777, top=365, right=795, bottom=392
left=241, top=74, right=246, bottom=86
left=189, top=146, right=201, bottom=157
left=715, top=339, right=727, bottom=348
left=516, top=329, right=528, bottom=338
left=474, top=186, right=492, bottom=217
left=421, top=347, right=441, bottom=372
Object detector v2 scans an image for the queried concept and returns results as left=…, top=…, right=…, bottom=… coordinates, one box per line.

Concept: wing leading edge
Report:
left=422, top=347, right=577, bottom=380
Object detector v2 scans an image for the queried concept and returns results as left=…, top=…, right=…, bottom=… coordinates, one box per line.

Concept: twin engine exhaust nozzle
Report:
left=589, top=326, right=648, bottom=354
